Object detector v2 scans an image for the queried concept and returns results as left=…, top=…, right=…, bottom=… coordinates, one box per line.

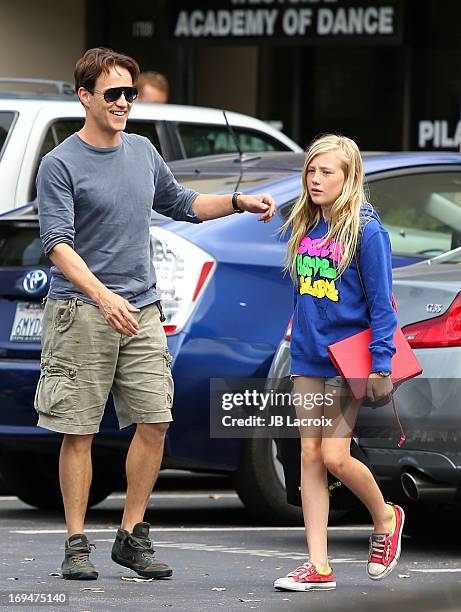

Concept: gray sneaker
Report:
left=111, top=522, right=172, bottom=578
left=61, top=534, right=98, bottom=580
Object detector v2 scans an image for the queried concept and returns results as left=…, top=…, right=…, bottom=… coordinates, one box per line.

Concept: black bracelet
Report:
left=232, top=191, right=244, bottom=213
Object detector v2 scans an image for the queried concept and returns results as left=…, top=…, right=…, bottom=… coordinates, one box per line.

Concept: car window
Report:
left=30, top=119, right=163, bottom=201
left=36, top=120, right=84, bottom=162
left=177, top=124, right=288, bottom=158
left=369, top=171, right=461, bottom=257
left=0, top=111, right=16, bottom=159
left=36, top=119, right=162, bottom=164
left=0, top=223, right=47, bottom=267
left=279, top=171, right=461, bottom=257
left=29, top=120, right=84, bottom=201
left=124, top=120, right=162, bottom=152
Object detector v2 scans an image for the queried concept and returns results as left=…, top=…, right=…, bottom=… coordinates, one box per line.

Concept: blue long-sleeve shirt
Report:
left=290, top=206, right=397, bottom=376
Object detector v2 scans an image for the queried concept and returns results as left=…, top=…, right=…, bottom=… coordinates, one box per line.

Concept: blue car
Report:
left=1, top=151, right=461, bottom=523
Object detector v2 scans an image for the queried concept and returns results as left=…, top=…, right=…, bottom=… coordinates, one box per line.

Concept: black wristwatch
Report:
left=232, top=191, right=244, bottom=213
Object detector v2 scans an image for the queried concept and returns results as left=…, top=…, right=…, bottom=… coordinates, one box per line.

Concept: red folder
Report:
left=328, top=326, right=423, bottom=401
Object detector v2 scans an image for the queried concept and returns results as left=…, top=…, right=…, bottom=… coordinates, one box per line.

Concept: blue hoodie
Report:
left=290, top=206, right=398, bottom=377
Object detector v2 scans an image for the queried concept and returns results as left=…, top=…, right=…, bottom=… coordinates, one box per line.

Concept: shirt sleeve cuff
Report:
left=371, top=350, right=393, bottom=373
left=42, top=237, right=74, bottom=256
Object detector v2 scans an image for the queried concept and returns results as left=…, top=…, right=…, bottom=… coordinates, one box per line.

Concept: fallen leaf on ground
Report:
left=49, top=572, right=61, bottom=577
left=80, top=587, right=104, bottom=592
left=121, top=576, right=154, bottom=583
left=211, top=587, right=226, bottom=591
left=7, top=577, right=18, bottom=581
left=399, top=574, right=411, bottom=578
left=23, top=557, right=35, bottom=561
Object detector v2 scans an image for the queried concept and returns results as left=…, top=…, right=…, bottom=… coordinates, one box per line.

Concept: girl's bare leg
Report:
left=293, top=376, right=331, bottom=571
left=321, top=384, right=394, bottom=533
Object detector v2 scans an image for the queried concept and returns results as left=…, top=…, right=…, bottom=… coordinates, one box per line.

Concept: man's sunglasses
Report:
left=88, top=86, right=138, bottom=104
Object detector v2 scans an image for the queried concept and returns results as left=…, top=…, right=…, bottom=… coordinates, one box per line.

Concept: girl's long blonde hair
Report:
left=281, top=134, right=368, bottom=281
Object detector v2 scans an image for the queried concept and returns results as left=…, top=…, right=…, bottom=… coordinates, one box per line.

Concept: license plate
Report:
left=10, top=302, right=45, bottom=343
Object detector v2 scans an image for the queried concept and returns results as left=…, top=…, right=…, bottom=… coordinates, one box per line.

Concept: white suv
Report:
left=0, top=79, right=301, bottom=213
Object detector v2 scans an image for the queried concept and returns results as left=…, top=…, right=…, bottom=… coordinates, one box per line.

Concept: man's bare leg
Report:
left=121, top=422, right=169, bottom=532
left=59, top=433, right=94, bottom=536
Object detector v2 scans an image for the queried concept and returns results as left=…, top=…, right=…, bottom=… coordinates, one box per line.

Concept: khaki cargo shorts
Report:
left=34, top=298, right=174, bottom=435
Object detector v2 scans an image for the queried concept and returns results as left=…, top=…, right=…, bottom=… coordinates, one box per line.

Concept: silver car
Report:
left=268, top=247, right=461, bottom=529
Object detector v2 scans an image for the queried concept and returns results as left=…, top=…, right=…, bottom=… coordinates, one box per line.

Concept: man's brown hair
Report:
left=136, top=71, right=169, bottom=97
left=74, top=47, right=140, bottom=93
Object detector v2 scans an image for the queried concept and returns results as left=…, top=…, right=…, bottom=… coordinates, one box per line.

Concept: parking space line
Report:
left=107, top=493, right=239, bottom=500
left=10, top=526, right=372, bottom=534
left=410, top=569, right=461, bottom=573
left=0, top=493, right=239, bottom=502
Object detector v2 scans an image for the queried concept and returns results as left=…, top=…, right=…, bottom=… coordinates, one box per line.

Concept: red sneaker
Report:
left=274, top=562, right=336, bottom=591
left=367, top=502, right=405, bottom=580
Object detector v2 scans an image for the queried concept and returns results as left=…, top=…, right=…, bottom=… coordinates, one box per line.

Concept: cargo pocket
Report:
left=55, top=298, right=79, bottom=333
left=163, top=347, right=174, bottom=409
left=34, top=356, right=78, bottom=421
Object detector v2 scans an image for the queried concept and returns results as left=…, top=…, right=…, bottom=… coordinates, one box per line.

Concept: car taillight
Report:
left=285, top=319, right=292, bottom=342
left=149, top=226, right=215, bottom=335
left=402, top=292, right=461, bottom=348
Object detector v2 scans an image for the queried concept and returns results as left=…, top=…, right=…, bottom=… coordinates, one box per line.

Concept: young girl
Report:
left=274, top=134, right=404, bottom=592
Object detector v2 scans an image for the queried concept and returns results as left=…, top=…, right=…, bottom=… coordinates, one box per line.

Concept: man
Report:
left=136, top=71, right=169, bottom=103
left=35, top=47, right=275, bottom=581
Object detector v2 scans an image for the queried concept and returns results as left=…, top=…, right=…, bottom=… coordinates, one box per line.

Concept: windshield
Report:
left=0, top=112, right=16, bottom=160
left=0, top=223, right=47, bottom=267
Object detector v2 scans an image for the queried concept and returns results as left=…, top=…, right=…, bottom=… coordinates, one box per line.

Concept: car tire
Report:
left=0, top=451, right=115, bottom=510
left=233, top=436, right=303, bottom=525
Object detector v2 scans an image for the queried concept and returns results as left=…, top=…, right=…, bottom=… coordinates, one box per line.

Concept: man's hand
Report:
left=97, top=288, right=140, bottom=336
left=366, top=373, right=394, bottom=405
left=236, top=193, right=276, bottom=223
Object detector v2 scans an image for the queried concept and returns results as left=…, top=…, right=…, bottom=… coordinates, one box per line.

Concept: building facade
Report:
left=2, top=0, right=460, bottom=152
left=85, top=0, right=461, bottom=152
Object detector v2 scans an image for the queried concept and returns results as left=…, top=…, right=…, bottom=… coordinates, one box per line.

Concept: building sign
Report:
left=132, top=21, right=154, bottom=38
left=170, top=0, right=402, bottom=44
left=418, top=120, right=461, bottom=150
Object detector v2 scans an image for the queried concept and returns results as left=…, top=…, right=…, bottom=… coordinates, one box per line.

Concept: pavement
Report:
left=0, top=473, right=460, bottom=612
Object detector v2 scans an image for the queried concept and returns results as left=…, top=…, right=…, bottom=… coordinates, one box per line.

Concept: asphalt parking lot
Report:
left=0, top=473, right=460, bottom=612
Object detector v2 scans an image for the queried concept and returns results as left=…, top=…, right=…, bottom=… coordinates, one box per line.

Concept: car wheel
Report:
left=233, top=437, right=303, bottom=525
left=0, top=451, right=115, bottom=510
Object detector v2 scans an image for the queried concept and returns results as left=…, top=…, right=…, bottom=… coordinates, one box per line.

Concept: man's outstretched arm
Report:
left=192, top=192, right=276, bottom=222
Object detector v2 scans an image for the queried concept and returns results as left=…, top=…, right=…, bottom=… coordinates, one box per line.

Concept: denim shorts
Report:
left=290, top=374, right=348, bottom=388
left=34, top=298, right=174, bottom=435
